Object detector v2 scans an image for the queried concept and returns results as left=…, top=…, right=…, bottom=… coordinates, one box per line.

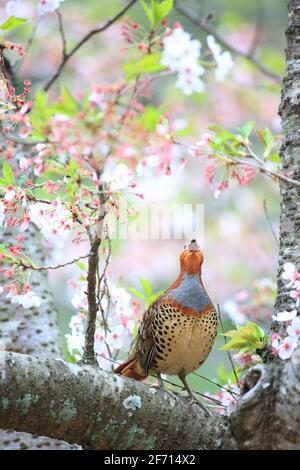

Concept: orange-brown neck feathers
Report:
left=179, top=249, right=204, bottom=275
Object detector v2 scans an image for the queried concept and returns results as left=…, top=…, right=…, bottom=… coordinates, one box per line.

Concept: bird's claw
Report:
left=188, top=396, right=212, bottom=416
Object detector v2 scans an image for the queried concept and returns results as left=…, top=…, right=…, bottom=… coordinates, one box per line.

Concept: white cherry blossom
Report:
left=38, top=0, right=64, bottom=16
left=272, top=309, right=297, bottom=322
left=7, top=290, right=43, bottom=309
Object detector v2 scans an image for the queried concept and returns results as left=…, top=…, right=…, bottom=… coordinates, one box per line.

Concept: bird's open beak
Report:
left=186, top=239, right=199, bottom=251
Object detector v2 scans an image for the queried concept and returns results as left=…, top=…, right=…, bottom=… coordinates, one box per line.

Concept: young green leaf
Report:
left=128, top=287, right=145, bottom=300
left=140, top=277, right=152, bottom=297
left=2, top=162, right=15, bottom=184
left=124, top=53, right=166, bottom=81
left=0, top=16, right=27, bottom=34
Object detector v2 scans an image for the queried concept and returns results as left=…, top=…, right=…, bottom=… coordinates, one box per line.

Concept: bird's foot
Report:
left=149, top=382, right=179, bottom=403
left=188, top=394, right=212, bottom=416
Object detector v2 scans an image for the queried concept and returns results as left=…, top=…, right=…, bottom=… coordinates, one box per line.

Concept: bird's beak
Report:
left=186, top=239, right=199, bottom=251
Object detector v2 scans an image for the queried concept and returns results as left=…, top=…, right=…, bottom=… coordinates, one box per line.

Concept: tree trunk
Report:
left=0, top=224, right=79, bottom=449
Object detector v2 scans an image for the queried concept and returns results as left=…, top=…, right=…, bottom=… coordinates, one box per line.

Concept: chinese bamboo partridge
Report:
left=114, top=239, right=218, bottom=411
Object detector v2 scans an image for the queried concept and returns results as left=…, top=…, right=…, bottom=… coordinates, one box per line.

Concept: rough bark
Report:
left=229, top=0, right=300, bottom=449
left=0, top=224, right=79, bottom=449
left=0, top=352, right=236, bottom=450
left=275, top=0, right=300, bottom=318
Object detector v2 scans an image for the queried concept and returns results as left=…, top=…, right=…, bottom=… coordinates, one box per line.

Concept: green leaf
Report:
left=128, top=288, right=145, bottom=300
left=124, top=53, right=166, bottom=81
left=157, top=0, right=173, bottom=20
left=2, top=162, right=15, bottom=184
left=30, top=90, right=51, bottom=138
left=0, top=16, right=27, bottom=34
left=268, top=153, right=281, bottom=164
left=140, top=0, right=154, bottom=25
left=140, top=106, right=162, bottom=131
left=140, top=277, right=152, bottom=297
left=0, top=178, right=8, bottom=187
left=236, top=120, right=255, bottom=140
left=53, top=86, right=79, bottom=116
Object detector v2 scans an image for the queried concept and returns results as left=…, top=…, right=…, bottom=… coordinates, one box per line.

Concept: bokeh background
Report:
left=1, top=0, right=287, bottom=397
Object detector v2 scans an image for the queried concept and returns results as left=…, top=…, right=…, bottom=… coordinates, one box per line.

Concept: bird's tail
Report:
left=114, top=357, right=146, bottom=381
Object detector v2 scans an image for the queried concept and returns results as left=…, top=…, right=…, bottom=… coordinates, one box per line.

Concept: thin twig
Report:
left=15, top=253, right=90, bottom=271
left=175, top=0, right=281, bottom=84
left=44, top=0, right=137, bottom=91
left=56, top=10, right=67, bottom=59
left=192, top=371, right=239, bottom=398
left=217, top=304, right=239, bottom=385
left=263, top=199, right=279, bottom=246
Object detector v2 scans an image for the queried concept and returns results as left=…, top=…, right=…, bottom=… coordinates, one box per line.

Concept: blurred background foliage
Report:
left=1, top=0, right=288, bottom=395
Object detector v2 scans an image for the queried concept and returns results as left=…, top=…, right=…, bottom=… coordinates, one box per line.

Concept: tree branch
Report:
left=175, top=1, right=282, bottom=84
left=43, top=0, right=137, bottom=92
left=0, top=352, right=236, bottom=450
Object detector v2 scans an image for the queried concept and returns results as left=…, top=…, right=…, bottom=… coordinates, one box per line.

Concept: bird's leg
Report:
left=178, top=371, right=212, bottom=416
left=149, top=372, right=179, bottom=402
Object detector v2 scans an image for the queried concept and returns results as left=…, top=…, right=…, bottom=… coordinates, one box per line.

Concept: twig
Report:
left=263, top=199, right=279, bottom=246
left=44, top=0, right=137, bottom=91
left=173, top=139, right=300, bottom=188
left=217, top=304, right=239, bottom=385
left=192, top=371, right=239, bottom=398
left=15, top=253, right=90, bottom=271
left=175, top=0, right=281, bottom=84
left=56, top=10, right=67, bottom=59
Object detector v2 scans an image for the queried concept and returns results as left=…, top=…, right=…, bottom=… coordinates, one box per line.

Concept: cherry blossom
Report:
left=160, top=27, right=205, bottom=95
left=28, top=200, right=74, bottom=246
left=278, top=336, right=298, bottom=360
left=19, top=157, right=29, bottom=171
left=7, top=290, right=43, bottom=309
left=207, top=35, right=234, bottom=81
left=272, top=309, right=297, bottom=322
left=4, top=185, right=16, bottom=201
left=102, top=163, right=134, bottom=192
left=287, top=316, right=300, bottom=338
left=290, top=288, right=300, bottom=307
left=38, top=0, right=64, bottom=16
left=281, top=262, right=300, bottom=287
left=233, top=352, right=261, bottom=369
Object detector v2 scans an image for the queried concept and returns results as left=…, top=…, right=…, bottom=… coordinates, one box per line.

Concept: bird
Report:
left=114, top=239, right=218, bottom=412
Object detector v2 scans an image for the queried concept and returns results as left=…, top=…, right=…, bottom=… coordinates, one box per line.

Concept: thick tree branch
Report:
left=43, top=0, right=137, bottom=91
left=175, top=1, right=282, bottom=84
left=0, top=352, right=236, bottom=450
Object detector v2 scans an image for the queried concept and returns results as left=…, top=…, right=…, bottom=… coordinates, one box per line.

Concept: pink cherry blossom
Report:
left=4, top=185, right=16, bottom=201
left=278, top=336, right=298, bottom=360
left=282, top=262, right=300, bottom=287
left=233, top=352, right=261, bottom=369
left=7, top=290, right=43, bottom=309
left=19, top=157, right=29, bottom=171
left=271, top=333, right=281, bottom=355
left=287, top=316, right=300, bottom=338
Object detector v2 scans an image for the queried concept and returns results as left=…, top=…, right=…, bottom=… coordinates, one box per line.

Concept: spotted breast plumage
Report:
left=114, top=239, right=218, bottom=408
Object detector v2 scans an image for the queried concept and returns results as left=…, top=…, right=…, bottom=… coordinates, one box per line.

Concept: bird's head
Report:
left=180, top=239, right=204, bottom=276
